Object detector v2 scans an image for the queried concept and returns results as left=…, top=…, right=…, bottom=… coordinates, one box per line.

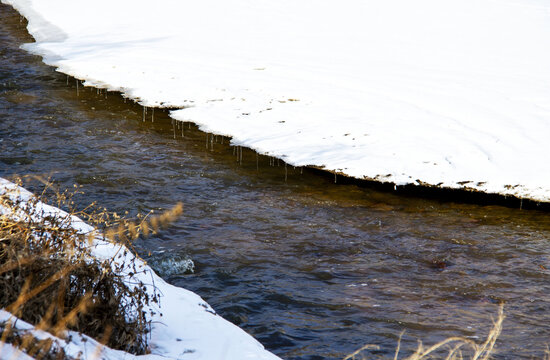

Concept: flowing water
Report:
left=2, top=5, right=550, bottom=359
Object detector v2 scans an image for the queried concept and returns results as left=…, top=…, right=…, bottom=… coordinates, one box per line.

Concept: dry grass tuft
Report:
left=0, top=176, right=184, bottom=358
left=344, top=304, right=504, bottom=360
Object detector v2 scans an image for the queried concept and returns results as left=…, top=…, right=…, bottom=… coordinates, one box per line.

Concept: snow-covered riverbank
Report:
left=0, top=178, right=281, bottom=360
left=2, top=0, right=550, bottom=202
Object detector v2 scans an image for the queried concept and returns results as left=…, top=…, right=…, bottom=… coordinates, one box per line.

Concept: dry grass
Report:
left=344, top=304, right=504, bottom=360
left=0, top=176, right=183, bottom=359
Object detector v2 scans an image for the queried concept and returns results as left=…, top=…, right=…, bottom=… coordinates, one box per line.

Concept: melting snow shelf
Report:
left=3, top=0, right=550, bottom=202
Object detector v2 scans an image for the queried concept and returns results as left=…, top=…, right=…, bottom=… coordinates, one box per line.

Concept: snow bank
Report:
left=0, top=339, right=34, bottom=360
left=0, top=178, right=281, bottom=360
left=2, top=0, right=550, bottom=202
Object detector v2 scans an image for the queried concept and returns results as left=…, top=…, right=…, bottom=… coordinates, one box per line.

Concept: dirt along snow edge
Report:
left=0, top=177, right=281, bottom=360
left=2, top=0, right=550, bottom=203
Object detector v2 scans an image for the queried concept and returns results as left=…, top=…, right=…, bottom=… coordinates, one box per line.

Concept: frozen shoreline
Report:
left=1, top=0, right=550, bottom=203
left=0, top=177, right=281, bottom=360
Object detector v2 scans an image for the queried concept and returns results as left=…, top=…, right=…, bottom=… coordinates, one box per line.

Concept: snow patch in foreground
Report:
left=2, top=0, right=550, bottom=201
left=0, top=178, right=280, bottom=360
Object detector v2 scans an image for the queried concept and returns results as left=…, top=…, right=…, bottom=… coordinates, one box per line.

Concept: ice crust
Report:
left=2, top=0, right=550, bottom=201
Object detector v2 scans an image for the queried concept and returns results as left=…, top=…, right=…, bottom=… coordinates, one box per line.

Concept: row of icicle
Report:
left=70, top=77, right=323, bottom=184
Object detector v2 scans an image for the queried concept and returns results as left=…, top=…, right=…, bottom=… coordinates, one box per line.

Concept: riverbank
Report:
left=0, top=177, right=281, bottom=360
left=2, top=0, right=549, bottom=203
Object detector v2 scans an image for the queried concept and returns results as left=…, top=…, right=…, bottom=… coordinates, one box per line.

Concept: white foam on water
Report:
left=147, top=253, right=195, bottom=277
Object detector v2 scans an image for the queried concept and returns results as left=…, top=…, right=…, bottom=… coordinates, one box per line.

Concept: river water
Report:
left=2, top=5, right=550, bottom=359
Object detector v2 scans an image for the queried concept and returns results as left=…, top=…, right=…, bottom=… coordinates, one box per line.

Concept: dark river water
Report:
left=2, top=5, right=550, bottom=359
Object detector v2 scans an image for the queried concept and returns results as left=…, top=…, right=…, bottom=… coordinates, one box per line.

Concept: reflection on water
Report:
left=2, top=5, right=550, bottom=359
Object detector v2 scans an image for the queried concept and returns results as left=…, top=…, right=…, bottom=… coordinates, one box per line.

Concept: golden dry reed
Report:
left=344, top=305, right=506, bottom=360
left=0, top=176, right=184, bottom=359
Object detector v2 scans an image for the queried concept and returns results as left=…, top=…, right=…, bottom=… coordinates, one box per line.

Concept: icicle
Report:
left=173, top=120, right=176, bottom=139
left=206, top=134, right=209, bottom=149
left=152, top=108, right=154, bottom=122
left=143, top=106, right=146, bottom=122
left=76, top=79, right=79, bottom=97
left=182, top=122, right=185, bottom=137
left=210, top=134, right=214, bottom=151
left=256, top=153, right=259, bottom=171
left=240, top=146, right=243, bottom=164
left=285, top=163, right=288, bottom=182
left=233, top=146, right=236, bottom=156
left=334, top=173, right=337, bottom=184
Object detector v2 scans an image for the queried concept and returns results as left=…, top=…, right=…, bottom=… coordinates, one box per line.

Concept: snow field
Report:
left=2, top=0, right=550, bottom=199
